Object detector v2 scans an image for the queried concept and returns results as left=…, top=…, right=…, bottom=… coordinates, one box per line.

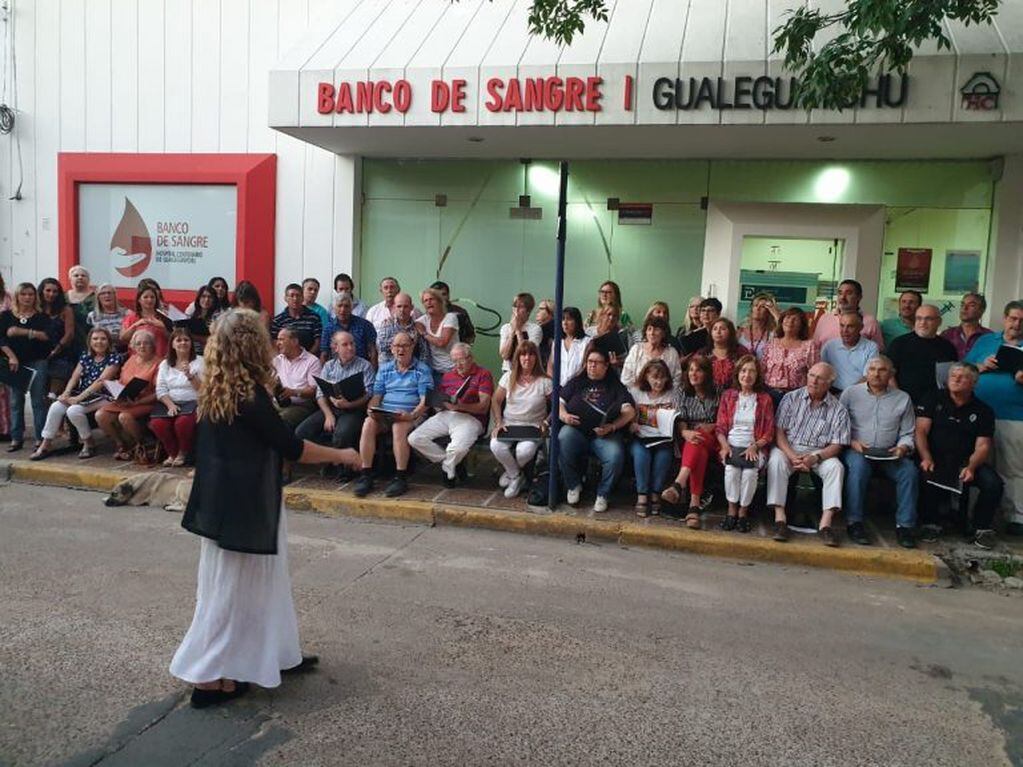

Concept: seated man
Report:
left=767, top=362, right=850, bottom=546
left=320, top=291, right=378, bottom=367
left=915, top=362, right=1004, bottom=549
left=296, top=330, right=374, bottom=455
left=888, top=304, right=957, bottom=403
left=839, top=356, right=918, bottom=548
left=820, top=310, right=878, bottom=392
left=408, top=343, right=494, bottom=487
left=377, top=292, right=432, bottom=366
left=353, top=332, right=433, bottom=499
left=270, top=282, right=323, bottom=353
left=271, top=327, right=322, bottom=429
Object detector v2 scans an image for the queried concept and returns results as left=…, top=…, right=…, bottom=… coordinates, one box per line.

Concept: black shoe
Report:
left=385, top=475, right=408, bottom=497
left=442, top=473, right=458, bottom=489
left=282, top=654, right=319, bottom=675
left=819, top=526, right=839, bottom=547
left=896, top=527, right=916, bottom=549
left=737, top=517, right=752, bottom=533
left=190, top=682, right=250, bottom=709
left=974, top=529, right=997, bottom=550
left=455, top=463, right=469, bottom=484
left=6, top=442, right=22, bottom=453
left=846, top=521, right=871, bottom=546
left=720, top=515, right=738, bottom=531
left=772, top=521, right=789, bottom=542
left=918, top=523, right=943, bottom=543
left=352, top=474, right=374, bottom=498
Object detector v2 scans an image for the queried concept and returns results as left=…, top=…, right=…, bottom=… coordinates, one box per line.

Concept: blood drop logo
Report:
left=110, top=198, right=152, bottom=278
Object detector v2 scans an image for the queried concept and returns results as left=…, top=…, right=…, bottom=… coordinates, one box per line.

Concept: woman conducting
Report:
left=171, top=309, right=361, bottom=708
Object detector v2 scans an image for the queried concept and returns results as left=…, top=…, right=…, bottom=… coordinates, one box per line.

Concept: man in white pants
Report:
left=767, top=362, right=850, bottom=546
left=408, top=343, right=493, bottom=487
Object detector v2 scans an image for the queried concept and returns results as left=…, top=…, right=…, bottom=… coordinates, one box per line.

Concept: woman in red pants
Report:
left=151, top=330, right=204, bottom=466
left=660, top=355, right=720, bottom=528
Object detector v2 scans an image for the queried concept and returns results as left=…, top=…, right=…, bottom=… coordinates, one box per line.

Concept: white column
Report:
left=987, top=155, right=1023, bottom=322
left=332, top=154, right=363, bottom=286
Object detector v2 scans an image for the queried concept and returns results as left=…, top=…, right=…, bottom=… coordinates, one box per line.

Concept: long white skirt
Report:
left=169, top=505, right=302, bottom=688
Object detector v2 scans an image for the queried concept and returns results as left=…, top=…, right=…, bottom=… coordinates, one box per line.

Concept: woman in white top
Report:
left=490, top=341, right=552, bottom=498
left=621, top=316, right=682, bottom=389
left=415, top=287, right=459, bottom=384
left=86, top=284, right=128, bottom=347
left=548, top=306, right=588, bottom=385
left=151, top=329, right=205, bottom=466
left=499, top=292, right=543, bottom=373
left=628, top=359, right=678, bottom=517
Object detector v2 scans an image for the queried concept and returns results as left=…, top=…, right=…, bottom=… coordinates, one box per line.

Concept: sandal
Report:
left=113, top=448, right=132, bottom=461
left=650, top=499, right=661, bottom=516
left=737, top=517, right=752, bottom=533
left=29, top=447, right=50, bottom=461
left=685, top=512, right=701, bottom=530
left=163, top=456, right=176, bottom=467
left=171, top=455, right=186, bottom=467
left=661, top=482, right=684, bottom=505
left=78, top=444, right=96, bottom=459
left=634, top=502, right=648, bottom=518
left=720, top=515, right=738, bottom=531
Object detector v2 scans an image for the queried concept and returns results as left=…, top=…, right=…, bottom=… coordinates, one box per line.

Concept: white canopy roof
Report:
left=269, top=0, right=1023, bottom=158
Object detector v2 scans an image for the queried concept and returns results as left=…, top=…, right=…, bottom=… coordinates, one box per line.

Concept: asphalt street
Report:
left=1, top=482, right=1021, bottom=766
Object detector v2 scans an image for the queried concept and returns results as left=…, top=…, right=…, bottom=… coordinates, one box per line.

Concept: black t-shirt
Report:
left=560, top=373, right=633, bottom=436
left=889, top=333, right=958, bottom=404
left=0, top=310, right=54, bottom=362
left=679, top=327, right=709, bottom=357
left=916, top=390, right=995, bottom=469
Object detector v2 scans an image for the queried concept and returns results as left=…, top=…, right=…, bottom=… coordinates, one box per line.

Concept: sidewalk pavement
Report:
left=3, top=444, right=981, bottom=585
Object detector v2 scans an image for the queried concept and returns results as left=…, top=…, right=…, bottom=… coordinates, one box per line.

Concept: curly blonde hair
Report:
left=198, top=309, right=275, bottom=424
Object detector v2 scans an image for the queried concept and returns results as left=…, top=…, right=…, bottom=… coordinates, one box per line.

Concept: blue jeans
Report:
left=558, top=425, right=624, bottom=498
left=842, top=449, right=918, bottom=529
left=8, top=358, right=49, bottom=443
left=629, top=440, right=673, bottom=495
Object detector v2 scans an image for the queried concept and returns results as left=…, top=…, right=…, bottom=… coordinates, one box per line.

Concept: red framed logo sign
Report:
left=58, top=153, right=276, bottom=307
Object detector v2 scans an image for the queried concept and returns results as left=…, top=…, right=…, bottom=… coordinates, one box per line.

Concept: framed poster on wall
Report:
left=58, top=153, right=276, bottom=306
left=943, top=250, right=981, bottom=293
left=895, top=247, right=932, bottom=290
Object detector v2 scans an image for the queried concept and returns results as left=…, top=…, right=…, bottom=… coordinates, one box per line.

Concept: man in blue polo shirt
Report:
left=966, top=300, right=1023, bottom=535
left=821, top=310, right=879, bottom=392
left=320, top=291, right=377, bottom=367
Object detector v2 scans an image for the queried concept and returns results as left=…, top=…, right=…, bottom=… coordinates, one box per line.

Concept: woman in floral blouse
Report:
left=760, top=307, right=818, bottom=402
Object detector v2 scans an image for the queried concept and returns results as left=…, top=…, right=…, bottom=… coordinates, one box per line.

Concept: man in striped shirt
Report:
left=766, top=362, right=851, bottom=546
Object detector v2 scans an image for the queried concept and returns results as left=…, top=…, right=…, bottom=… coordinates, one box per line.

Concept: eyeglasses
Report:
left=392, top=342, right=412, bottom=348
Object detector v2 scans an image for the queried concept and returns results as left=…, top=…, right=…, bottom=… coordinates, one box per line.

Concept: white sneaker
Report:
left=593, top=496, right=608, bottom=513
left=566, top=485, right=582, bottom=505
left=498, top=471, right=511, bottom=488
left=504, top=474, right=525, bottom=498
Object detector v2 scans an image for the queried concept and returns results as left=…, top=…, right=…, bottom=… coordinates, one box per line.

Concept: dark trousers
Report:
left=921, top=464, right=1004, bottom=531
left=295, top=408, right=365, bottom=449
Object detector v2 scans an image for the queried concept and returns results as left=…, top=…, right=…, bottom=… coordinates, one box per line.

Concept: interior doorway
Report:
left=737, top=236, right=845, bottom=320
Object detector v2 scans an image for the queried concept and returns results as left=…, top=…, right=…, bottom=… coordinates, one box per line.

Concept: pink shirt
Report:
left=813, top=311, right=883, bottom=350
left=762, top=339, right=819, bottom=391
left=272, top=349, right=323, bottom=404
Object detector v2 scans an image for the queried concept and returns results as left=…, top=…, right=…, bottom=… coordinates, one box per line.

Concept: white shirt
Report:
left=155, top=358, right=204, bottom=403
left=499, top=321, right=543, bottom=372
left=728, top=392, right=757, bottom=448
left=416, top=312, right=460, bottom=372
left=554, top=337, right=589, bottom=385
left=498, top=372, right=552, bottom=426
left=366, top=300, right=422, bottom=330
left=621, top=344, right=683, bottom=389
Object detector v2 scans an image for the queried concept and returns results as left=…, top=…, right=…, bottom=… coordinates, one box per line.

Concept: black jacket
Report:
left=182, top=387, right=304, bottom=554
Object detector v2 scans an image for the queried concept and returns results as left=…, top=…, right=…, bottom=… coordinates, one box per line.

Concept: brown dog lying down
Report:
left=103, top=471, right=193, bottom=513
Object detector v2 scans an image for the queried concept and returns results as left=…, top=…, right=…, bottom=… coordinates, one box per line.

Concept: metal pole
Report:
left=547, top=161, right=569, bottom=511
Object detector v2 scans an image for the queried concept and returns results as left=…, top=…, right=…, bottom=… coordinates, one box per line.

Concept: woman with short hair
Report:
left=95, top=330, right=161, bottom=460
left=628, top=359, right=677, bottom=517
left=66, top=265, right=96, bottom=358
left=490, top=340, right=552, bottom=498
left=716, top=355, right=775, bottom=532
left=499, top=292, right=543, bottom=373
left=660, top=355, right=721, bottom=528
left=558, top=347, right=635, bottom=513
left=171, top=309, right=360, bottom=707
left=761, top=307, right=818, bottom=398
left=151, top=329, right=204, bottom=467
left=86, top=284, right=128, bottom=347
left=31, top=327, right=122, bottom=460
left=621, top=316, right=682, bottom=388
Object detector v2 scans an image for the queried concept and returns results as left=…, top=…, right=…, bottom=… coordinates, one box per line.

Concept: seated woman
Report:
left=548, top=306, right=589, bottom=385
left=585, top=280, right=633, bottom=338
left=231, top=280, right=271, bottom=330
left=558, top=347, right=635, bottom=513
left=621, top=316, right=682, bottom=389
left=660, top=355, right=720, bottom=528
left=31, top=327, right=122, bottom=460
left=151, top=329, right=204, bottom=467
left=716, top=355, right=775, bottom=532
left=761, top=307, right=818, bottom=402
left=490, top=341, right=552, bottom=498
left=416, top=287, right=460, bottom=385
left=586, top=304, right=630, bottom=370
left=704, top=318, right=750, bottom=393
left=628, top=359, right=678, bottom=517
left=86, top=284, right=128, bottom=349
left=185, top=285, right=219, bottom=354
left=737, top=292, right=779, bottom=359
left=121, top=284, right=172, bottom=358
left=96, top=330, right=161, bottom=460
left=633, top=301, right=678, bottom=349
